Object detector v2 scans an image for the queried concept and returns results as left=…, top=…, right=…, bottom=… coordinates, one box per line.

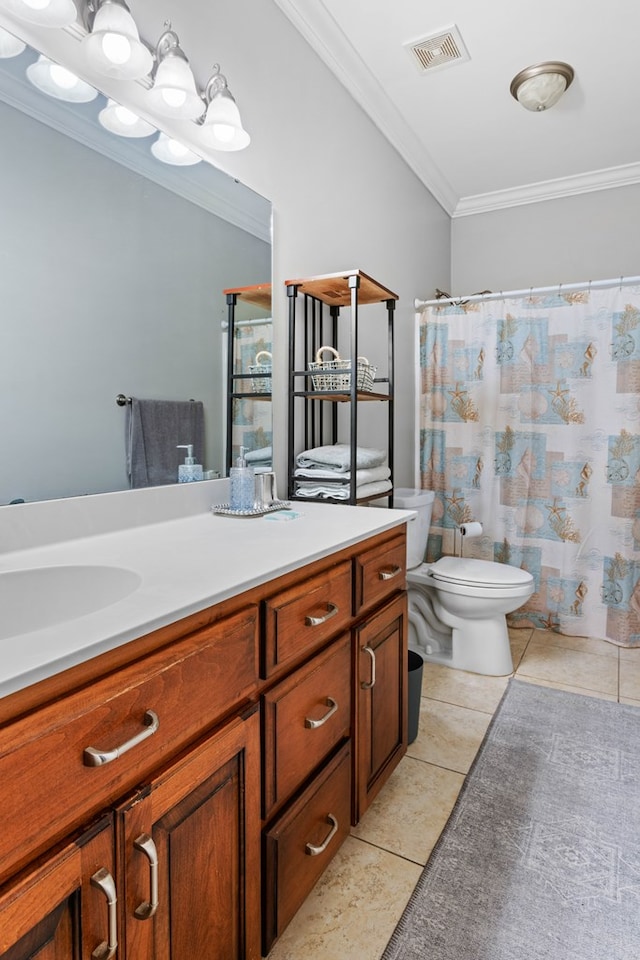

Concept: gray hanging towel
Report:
left=126, top=398, right=205, bottom=488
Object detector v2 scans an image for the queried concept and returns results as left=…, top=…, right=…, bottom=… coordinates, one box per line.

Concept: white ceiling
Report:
left=273, top=0, right=640, bottom=217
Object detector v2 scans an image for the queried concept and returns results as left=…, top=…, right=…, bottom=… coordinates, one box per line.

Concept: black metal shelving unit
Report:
left=285, top=269, right=397, bottom=506
left=224, top=282, right=272, bottom=474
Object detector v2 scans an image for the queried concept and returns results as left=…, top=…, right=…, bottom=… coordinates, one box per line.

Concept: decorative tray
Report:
left=211, top=500, right=291, bottom=518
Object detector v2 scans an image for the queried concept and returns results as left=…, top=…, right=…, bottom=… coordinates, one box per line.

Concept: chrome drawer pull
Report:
left=305, top=602, right=338, bottom=627
left=90, top=867, right=118, bottom=960
left=361, top=644, right=376, bottom=689
left=379, top=565, right=402, bottom=581
left=133, top=833, right=159, bottom=920
left=305, top=697, right=338, bottom=729
left=305, top=814, right=338, bottom=856
left=83, top=709, right=160, bottom=767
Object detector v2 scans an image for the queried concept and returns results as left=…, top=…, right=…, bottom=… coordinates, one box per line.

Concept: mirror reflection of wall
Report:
left=0, top=45, right=271, bottom=506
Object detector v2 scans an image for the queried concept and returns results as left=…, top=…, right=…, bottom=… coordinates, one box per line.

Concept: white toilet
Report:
left=394, top=489, right=534, bottom=676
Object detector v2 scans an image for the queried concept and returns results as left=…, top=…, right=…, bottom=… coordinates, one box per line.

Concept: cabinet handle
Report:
left=133, top=833, right=159, bottom=920
left=83, top=710, right=160, bottom=767
left=305, top=602, right=338, bottom=627
left=90, top=867, right=118, bottom=960
left=304, top=696, right=338, bottom=729
left=361, top=644, right=376, bottom=689
left=305, top=814, right=339, bottom=856
left=379, top=565, right=402, bottom=581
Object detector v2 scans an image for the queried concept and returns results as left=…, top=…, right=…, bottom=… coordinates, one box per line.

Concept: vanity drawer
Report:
left=354, top=533, right=406, bottom=615
left=263, top=742, right=351, bottom=954
left=0, top=605, right=259, bottom=884
left=262, top=559, right=352, bottom=678
left=262, top=632, right=351, bottom=820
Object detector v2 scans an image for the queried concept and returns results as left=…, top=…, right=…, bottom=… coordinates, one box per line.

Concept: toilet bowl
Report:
left=394, top=489, right=534, bottom=677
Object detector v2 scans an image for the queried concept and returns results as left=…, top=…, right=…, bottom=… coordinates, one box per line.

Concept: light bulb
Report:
left=101, top=31, right=131, bottom=65
left=161, top=87, right=187, bottom=109
left=168, top=139, right=189, bottom=158
left=114, top=104, right=138, bottom=126
left=49, top=63, right=77, bottom=89
left=212, top=123, right=234, bottom=143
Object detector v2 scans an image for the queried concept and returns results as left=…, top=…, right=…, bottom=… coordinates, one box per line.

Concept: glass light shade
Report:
left=0, top=27, right=26, bottom=58
left=27, top=55, right=98, bottom=102
left=6, top=0, right=76, bottom=27
left=516, top=73, right=567, bottom=111
left=200, top=89, right=250, bottom=152
left=151, top=132, right=202, bottom=166
left=148, top=56, right=204, bottom=119
left=98, top=99, right=156, bottom=138
left=510, top=62, right=574, bottom=112
left=82, top=1, right=152, bottom=79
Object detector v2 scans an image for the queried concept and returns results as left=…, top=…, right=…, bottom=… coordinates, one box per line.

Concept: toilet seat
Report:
left=427, top=556, right=532, bottom=589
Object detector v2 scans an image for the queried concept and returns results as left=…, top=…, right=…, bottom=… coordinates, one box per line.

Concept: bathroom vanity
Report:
left=0, top=485, right=410, bottom=959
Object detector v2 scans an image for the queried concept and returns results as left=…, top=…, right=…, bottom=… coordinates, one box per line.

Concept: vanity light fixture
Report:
left=5, top=0, right=76, bottom=28
left=510, top=61, right=574, bottom=112
left=148, top=25, right=204, bottom=120
left=98, top=98, right=155, bottom=137
left=199, top=64, right=250, bottom=152
left=150, top=131, right=202, bottom=166
left=0, top=26, right=26, bottom=57
left=81, top=0, right=152, bottom=80
left=26, top=53, right=98, bottom=101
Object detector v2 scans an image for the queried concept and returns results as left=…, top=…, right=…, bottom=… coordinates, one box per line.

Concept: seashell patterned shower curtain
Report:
left=417, top=281, right=640, bottom=647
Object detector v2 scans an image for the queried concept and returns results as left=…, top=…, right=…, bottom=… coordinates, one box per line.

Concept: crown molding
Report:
left=453, top=162, right=640, bottom=218
left=271, top=0, right=458, bottom=216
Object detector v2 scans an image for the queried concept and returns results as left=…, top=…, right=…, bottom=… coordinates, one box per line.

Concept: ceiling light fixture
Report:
left=81, top=0, right=152, bottom=79
left=26, top=53, right=98, bottom=101
left=98, top=98, right=156, bottom=137
left=151, top=131, right=202, bottom=166
left=0, top=26, right=26, bottom=57
left=510, top=61, right=574, bottom=112
left=148, top=25, right=203, bottom=120
left=5, top=0, right=76, bottom=27
left=199, top=64, right=250, bottom=152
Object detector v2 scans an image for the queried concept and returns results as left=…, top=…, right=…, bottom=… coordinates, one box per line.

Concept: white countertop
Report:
left=0, top=484, right=412, bottom=700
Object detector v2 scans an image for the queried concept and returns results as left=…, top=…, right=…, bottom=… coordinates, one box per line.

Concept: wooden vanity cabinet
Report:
left=116, top=709, right=261, bottom=960
left=0, top=523, right=408, bottom=960
left=0, top=814, right=115, bottom=960
left=353, top=591, right=408, bottom=823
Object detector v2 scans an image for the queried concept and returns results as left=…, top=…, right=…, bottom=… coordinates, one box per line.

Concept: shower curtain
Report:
left=417, top=280, right=640, bottom=646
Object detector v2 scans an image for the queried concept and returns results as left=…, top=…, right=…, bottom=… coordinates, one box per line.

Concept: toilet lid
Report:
left=428, top=556, right=533, bottom=588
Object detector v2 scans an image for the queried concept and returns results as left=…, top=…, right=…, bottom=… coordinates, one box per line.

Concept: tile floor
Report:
left=265, top=627, right=640, bottom=959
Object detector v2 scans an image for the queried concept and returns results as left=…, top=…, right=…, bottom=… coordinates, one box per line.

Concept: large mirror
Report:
left=0, top=35, right=272, bottom=506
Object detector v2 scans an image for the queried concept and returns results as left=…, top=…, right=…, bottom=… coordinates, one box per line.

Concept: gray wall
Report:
left=451, top=184, right=640, bottom=294
left=0, top=100, right=270, bottom=503
left=151, top=0, right=452, bottom=490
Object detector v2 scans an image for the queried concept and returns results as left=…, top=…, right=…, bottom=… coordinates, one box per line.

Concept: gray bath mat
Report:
left=382, top=679, right=640, bottom=960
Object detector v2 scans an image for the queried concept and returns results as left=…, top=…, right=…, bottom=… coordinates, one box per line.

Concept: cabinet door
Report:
left=117, top=709, right=261, bottom=960
left=0, top=815, right=116, bottom=960
left=353, top=593, right=408, bottom=823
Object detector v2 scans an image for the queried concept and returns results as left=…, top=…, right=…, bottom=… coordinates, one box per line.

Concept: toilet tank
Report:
left=393, top=488, right=435, bottom=569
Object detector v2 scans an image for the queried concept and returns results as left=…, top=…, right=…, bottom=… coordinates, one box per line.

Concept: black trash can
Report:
left=407, top=650, right=424, bottom=745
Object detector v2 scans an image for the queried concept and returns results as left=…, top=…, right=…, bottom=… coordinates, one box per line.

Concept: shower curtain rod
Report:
left=414, top=274, right=640, bottom=309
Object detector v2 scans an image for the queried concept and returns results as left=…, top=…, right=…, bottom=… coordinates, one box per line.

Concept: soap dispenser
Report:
left=229, top=446, right=255, bottom=511
left=177, top=444, right=203, bottom=483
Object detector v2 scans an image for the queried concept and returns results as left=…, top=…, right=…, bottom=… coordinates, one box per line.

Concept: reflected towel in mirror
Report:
left=126, top=398, right=205, bottom=488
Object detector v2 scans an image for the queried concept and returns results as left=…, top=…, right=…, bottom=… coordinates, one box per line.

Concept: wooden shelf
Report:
left=293, top=390, right=389, bottom=402
left=284, top=270, right=398, bottom=307
left=224, top=282, right=272, bottom=311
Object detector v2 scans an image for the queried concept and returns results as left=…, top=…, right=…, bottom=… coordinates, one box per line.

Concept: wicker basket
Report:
left=308, top=346, right=376, bottom=392
left=248, top=350, right=272, bottom=393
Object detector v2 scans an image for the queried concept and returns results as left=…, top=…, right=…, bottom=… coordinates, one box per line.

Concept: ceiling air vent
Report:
left=405, top=25, right=470, bottom=74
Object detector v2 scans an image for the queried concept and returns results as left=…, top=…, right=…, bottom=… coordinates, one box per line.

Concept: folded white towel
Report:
left=245, top=445, right=272, bottom=463
left=296, top=443, right=386, bottom=473
left=294, top=465, right=391, bottom=484
left=294, top=479, right=392, bottom=501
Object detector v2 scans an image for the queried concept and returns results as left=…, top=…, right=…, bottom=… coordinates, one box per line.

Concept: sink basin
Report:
left=0, top=564, right=142, bottom=639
